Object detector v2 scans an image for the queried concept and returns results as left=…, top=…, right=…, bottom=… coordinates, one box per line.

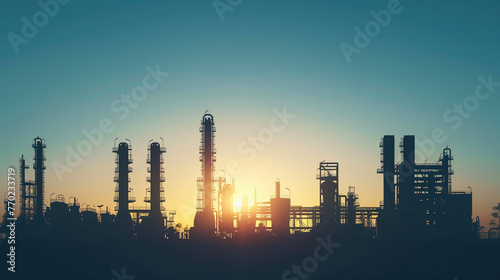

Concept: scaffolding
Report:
left=32, top=137, right=46, bottom=222
left=19, top=155, right=35, bottom=222
left=317, top=162, right=340, bottom=227
left=197, top=113, right=217, bottom=212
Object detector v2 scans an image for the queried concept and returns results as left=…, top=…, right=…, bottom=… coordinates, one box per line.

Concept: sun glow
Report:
left=234, top=198, right=241, bottom=212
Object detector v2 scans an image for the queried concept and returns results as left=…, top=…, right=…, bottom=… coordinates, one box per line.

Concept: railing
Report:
left=146, top=156, right=164, bottom=164
left=146, top=187, right=165, bottom=192
left=115, top=167, right=133, bottom=172
left=50, top=197, right=66, bottom=204
left=114, top=195, right=136, bottom=202
left=147, top=167, right=165, bottom=173
left=113, top=176, right=131, bottom=182
left=144, top=196, right=166, bottom=202
left=270, top=195, right=290, bottom=199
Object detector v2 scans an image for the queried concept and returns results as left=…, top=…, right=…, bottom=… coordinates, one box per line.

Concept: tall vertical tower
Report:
left=19, top=155, right=35, bottom=222
left=193, top=113, right=216, bottom=237
left=32, top=137, right=46, bottom=223
left=145, top=140, right=166, bottom=239
left=378, top=135, right=395, bottom=213
left=113, top=140, right=135, bottom=237
left=398, top=135, right=415, bottom=213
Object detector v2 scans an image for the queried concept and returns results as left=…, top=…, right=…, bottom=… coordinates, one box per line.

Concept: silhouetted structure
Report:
left=18, top=155, right=35, bottom=223
left=144, top=140, right=167, bottom=239
left=317, top=162, right=340, bottom=231
left=32, top=137, right=46, bottom=224
left=82, top=205, right=98, bottom=237
left=192, top=113, right=217, bottom=238
left=49, top=194, right=69, bottom=236
left=68, top=197, right=81, bottom=236
left=2, top=118, right=494, bottom=280
left=100, top=206, right=115, bottom=235
left=377, top=135, right=473, bottom=240
left=113, top=140, right=135, bottom=238
left=270, top=180, right=290, bottom=237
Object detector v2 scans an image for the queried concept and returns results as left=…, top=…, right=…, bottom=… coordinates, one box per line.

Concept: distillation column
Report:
left=145, top=141, right=166, bottom=239
left=32, top=137, right=46, bottom=224
left=193, top=113, right=217, bottom=237
left=113, top=140, right=135, bottom=237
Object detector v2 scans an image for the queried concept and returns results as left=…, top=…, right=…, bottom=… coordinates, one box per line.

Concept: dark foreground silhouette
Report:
left=2, top=233, right=499, bottom=280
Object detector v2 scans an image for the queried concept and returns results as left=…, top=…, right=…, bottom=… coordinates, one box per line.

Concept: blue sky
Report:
left=0, top=0, right=499, bottom=228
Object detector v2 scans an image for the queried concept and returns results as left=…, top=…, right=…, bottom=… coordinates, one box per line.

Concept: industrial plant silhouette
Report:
left=1, top=113, right=498, bottom=280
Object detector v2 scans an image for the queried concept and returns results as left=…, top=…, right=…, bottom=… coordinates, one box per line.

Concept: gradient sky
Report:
left=1, top=1, right=499, bottom=230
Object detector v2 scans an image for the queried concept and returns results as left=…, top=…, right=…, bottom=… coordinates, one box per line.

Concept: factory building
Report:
left=4, top=125, right=477, bottom=243
left=377, top=135, right=473, bottom=239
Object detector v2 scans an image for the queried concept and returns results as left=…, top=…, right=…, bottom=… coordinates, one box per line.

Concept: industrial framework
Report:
left=113, top=139, right=135, bottom=237
left=3, top=117, right=478, bottom=241
left=143, top=139, right=167, bottom=239
left=377, top=135, right=473, bottom=239
left=193, top=113, right=218, bottom=237
left=112, top=138, right=176, bottom=239
left=18, top=137, right=46, bottom=225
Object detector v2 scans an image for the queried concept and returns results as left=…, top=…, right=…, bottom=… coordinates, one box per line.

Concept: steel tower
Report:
left=32, top=137, right=46, bottom=223
left=145, top=140, right=166, bottom=238
left=113, top=140, right=135, bottom=237
left=193, top=113, right=217, bottom=236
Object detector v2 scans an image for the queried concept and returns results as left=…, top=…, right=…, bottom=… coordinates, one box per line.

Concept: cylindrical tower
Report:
left=270, top=180, right=291, bottom=237
left=113, top=140, right=135, bottom=237
left=347, top=186, right=357, bottom=227
left=193, top=113, right=217, bottom=237
left=49, top=194, right=69, bottom=236
left=145, top=141, right=166, bottom=239
left=202, top=114, right=215, bottom=212
left=32, top=137, right=46, bottom=223
left=68, top=197, right=81, bottom=236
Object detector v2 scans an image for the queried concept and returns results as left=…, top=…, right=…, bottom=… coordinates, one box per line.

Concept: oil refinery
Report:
left=2, top=112, right=483, bottom=242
